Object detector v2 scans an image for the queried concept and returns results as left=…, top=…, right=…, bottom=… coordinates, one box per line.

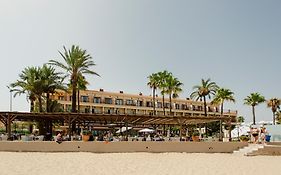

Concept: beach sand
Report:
left=0, top=152, right=279, bottom=175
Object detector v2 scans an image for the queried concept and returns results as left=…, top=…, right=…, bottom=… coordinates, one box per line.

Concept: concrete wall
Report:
left=0, top=141, right=248, bottom=153
left=251, top=144, right=281, bottom=156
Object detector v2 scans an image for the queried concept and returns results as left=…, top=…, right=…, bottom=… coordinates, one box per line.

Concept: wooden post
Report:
left=7, top=115, right=11, bottom=139
left=125, top=121, right=128, bottom=141
left=228, top=118, right=232, bottom=142
left=179, top=123, right=182, bottom=141
left=219, top=119, right=222, bottom=141
left=68, top=116, right=72, bottom=141
left=49, top=120, right=53, bottom=135
left=163, top=124, right=166, bottom=136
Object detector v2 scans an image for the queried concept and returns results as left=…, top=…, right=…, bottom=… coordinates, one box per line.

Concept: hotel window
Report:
left=69, top=96, right=72, bottom=101
left=93, top=97, right=101, bottom=103
left=181, top=104, right=187, bottom=110
left=164, top=103, right=169, bottom=108
left=84, top=107, right=90, bottom=113
left=58, top=96, right=64, bottom=101
left=215, top=107, right=219, bottom=112
left=192, top=105, right=195, bottom=110
left=126, top=99, right=134, bottom=105
left=137, top=100, right=143, bottom=107
left=105, top=98, right=112, bottom=104
left=146, top=101, right=152, bottom=107
left=175, top=104, right=180, bottom=109
left=116, top=99, right=124, bottom=105
left=81, top=96, right=89, bottom=102
left=157, top=102, right=162, bottom=108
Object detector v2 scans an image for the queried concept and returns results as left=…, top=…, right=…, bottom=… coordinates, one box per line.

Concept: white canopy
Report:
left=138, top=128, right=155, bottom=133
left=116, top=127, right=132, bottom=133
left=231, top=124, right=250, bottom=138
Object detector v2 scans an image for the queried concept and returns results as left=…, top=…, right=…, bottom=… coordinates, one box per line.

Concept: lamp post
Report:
left=7, top=86, right=12, bottom=112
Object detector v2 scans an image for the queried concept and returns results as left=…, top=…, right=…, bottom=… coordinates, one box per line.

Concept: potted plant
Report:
left=192, top=130, right=200, bottom=142
left=82, top=130, right=91, bottom=141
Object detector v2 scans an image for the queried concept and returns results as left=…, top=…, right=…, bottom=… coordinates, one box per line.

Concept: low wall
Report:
left=0, top=141, right=248, bottom=153
left=250, top=144, right=281, bottom=156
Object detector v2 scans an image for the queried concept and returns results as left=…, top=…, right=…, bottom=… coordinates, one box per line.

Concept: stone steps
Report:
left=233, top=144, right=264, bottom=156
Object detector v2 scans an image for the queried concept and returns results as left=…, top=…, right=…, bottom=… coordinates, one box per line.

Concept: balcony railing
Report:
left=59, top=99, right=235, bottom=115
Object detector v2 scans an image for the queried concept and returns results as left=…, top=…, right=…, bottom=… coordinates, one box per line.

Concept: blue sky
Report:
left=0, top=0, right=280, bottom=122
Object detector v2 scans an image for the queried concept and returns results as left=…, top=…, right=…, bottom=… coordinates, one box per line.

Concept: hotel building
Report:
left=52, top=89, right=237, bottom=119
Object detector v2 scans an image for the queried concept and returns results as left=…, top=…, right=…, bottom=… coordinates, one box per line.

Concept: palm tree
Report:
left=159, top=71, right=173, bottom=116
left=165, top=76, right=183, bottom=114
left=244, top=92, right=265, bottom=125
left=147, top=73, right=159, bottom=115
left=267, top=98, right=281, bottom=125
left=41, top=64, right=65, bottom=112
left=190, top=78, right=219, bottom=117
left=49, top=45, right=99, bottom=113
left=10, top=66, right=48, bottom=135
left=212, top=88, right=235, bottom=141
left=10, top=66, right=45, bottom=112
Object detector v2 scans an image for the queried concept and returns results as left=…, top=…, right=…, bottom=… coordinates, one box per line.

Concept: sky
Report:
left=0, top=0, right=280, bottom=122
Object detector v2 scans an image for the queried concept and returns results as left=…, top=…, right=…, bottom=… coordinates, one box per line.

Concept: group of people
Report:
left=250, top=126, right=267, bottom=144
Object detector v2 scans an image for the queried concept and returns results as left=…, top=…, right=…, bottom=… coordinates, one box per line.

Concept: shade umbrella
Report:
left=138, top=128, right=155, bottom=133
left=116, top=127, right=132, bottom=133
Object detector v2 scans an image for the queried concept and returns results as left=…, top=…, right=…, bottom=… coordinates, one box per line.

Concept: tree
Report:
left=41, top=64, right=65, bottom=112
left=147, top=73, right=159, bottom=115
left=49, top=45, right=99, bottom=113
left=10, top=66, right=63, bottom=135
left=267, top=98, right=281, bottom=125
left=212, top=88, right=235, bottom=141
left=165, top=75, right=183, bottom=114
left=190, top=78, right=218, bottom=116
left=157, top=70, right=172, bottom=116
left=10, top=66, right=44, bottom=112
left=244, top=93, right=265, bottom=125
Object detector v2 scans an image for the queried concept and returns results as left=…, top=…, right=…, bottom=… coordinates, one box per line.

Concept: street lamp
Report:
left=7, top=86, right=12, bottom=112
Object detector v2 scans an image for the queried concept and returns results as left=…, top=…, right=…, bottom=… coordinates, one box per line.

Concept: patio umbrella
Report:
left=116, top=127, right=132, bottom=133
left=138, top=128, right=155, bottom=133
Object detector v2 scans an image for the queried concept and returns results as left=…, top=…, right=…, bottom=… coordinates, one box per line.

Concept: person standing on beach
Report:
left=251, top=127, right=259, bottom=144
left=260, top=127, right=266, bottom=144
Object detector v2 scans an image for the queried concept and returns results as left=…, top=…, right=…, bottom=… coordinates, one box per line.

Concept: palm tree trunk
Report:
left=153, top=87, right=156, bottom=115
left=169, top=93, right=172, bottom=115
left=203, top=96, right=208, bottom=136
left=72, top=79, right=77, bottom=113
left=162, top=94, right=165, bottom=116
left=252, top=105, right=256, bottom=125
left=38, top=97, right=46, bottom=135
left=77, top=89, right=80, bottom=113
left=46, top=93, right=50, bottom=112
left=203, top=96, right=207, bottom=117
left=38, top=97, right=43, bottom=112
left=220, top=102, right=224, bottom=141
left=30, top=100, right=34, bottom=112
left=273, top=111, right=275, bottom=125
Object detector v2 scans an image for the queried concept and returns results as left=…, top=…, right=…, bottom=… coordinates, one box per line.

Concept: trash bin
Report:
left=265, top=135, right=271, bottom=142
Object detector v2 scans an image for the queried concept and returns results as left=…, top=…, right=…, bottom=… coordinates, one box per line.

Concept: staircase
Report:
left=233, top=144, right=264, bottom=156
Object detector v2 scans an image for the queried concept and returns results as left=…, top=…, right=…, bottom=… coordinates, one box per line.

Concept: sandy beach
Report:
left=0, top=152, right=280, bottom=175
